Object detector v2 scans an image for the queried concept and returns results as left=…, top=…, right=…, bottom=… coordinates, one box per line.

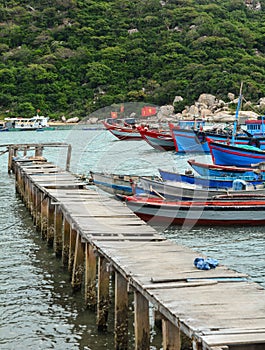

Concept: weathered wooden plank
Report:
left=201, top=332, right=265, bottom=346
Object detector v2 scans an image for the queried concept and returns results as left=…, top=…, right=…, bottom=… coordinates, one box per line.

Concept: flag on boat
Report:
left=141, top=106, right=157, bottom=117
left=111, top=111, right=118, bottom=119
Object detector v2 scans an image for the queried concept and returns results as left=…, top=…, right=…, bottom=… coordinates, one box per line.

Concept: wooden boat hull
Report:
left=209, top=141, right=265, bottom=167
left=170, top=127, right=265, bottom=153
left=103, top=121, right=142, bottom=140
left=123, top=195, right=265, bottom=226
left=187, top=159, right=265, bottom=178
left=90, top=172, right=136, bottom=195
left=158, top=169, right=263, bottom=189
left=139, top=176, right=265, bottom=200
left=137, top=127, right=175, bottom=151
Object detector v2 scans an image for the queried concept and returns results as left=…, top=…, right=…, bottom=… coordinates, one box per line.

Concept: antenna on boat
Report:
left=232, top=82, right=243, bottom=145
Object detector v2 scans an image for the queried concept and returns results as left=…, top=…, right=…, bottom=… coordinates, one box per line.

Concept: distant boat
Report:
left=137, top=126, right=175, bottom=151
left=4, top=115, right=50, bottom=131
left=139, top=176, right=265, bottom=200
left=119, top=194, right=265, bottom=226
left=102, top=118, right=142, bottom=140
left=208, top=141, right=265, bottom=167
left=158, top=168, right=263, bottom=189
left=188, top=159, right=265, bottom=178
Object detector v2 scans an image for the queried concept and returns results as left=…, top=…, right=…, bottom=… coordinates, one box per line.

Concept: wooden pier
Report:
left=6, top=143, right=265, bottom=350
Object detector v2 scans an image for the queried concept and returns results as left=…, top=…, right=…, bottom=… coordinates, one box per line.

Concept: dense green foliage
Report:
left=0, top=0, right=265, bottom=118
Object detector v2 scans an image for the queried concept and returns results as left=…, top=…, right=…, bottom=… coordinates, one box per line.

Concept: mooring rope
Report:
left=0, top=193, right=48, bottom=232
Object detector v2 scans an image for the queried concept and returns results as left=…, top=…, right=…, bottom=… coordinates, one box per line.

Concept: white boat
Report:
left=139, top=176, right=265, bottom=200
left=4, top=115, right=49, bottom=130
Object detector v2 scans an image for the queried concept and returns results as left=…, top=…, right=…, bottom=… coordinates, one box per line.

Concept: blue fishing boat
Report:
left=170, top=125, right=265, bottom=153
left=208, top=141, right=265, bottom=167
left=187, top=159, right=265, bottom=178
left=158, top=168, right=263, bottom=189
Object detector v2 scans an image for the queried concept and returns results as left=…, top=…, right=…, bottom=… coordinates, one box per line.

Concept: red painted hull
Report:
left=122, top=195, right=265, bottom=226
left=103, top=121, right=142, bottom=140
left=137, top=126, right=175, bottom=151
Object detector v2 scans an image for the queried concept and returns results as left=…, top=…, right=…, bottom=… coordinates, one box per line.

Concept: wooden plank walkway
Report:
left=10, top=150, right=265, bottom=350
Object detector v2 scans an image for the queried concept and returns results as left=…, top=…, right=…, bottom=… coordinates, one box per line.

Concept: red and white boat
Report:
left=137, top=126, right=175, bottom=151
left=103, top=118, right=142, bottom=140
left=120, top=194, right=265, bottom=226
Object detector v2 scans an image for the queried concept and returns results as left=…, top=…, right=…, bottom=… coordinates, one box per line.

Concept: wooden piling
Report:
left=84, top=244, right=97, bottom=309
left=162, top=319, right=181, bottom=350
left=62, top=217, right=70, bottom=266
left=134, top=291, right=150, bottom=350
left=115, top=272, right=129, bottom=350
left=54, top=205, right=63, bottom=255
left=97, top=256, right=110, bottom=331
left=41, top=193, right=49, bottom=239
left=47, top=197, right=55, bottom=246
left=68, top=227, right=77, bottom=274
left=8, top=146, right=13, bottom=174
left=71, top=232, right=85, bottom=291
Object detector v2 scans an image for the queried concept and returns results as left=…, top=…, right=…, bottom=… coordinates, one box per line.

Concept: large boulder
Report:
left=66, top=117, right=79, bottom=123
left=198, top=93, right=217, bottom=107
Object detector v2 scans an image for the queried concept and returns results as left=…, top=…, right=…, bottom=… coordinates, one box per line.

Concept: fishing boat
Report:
left=188, top=159, right=265, bottom=178
left=89, top=171, right=157, bottom=196
left=4, top=115, right=50, bottom=131
left=102, top=118, right=142, bottom=140
left=208, top=141, right=265, bottom=167
left=120, top=194, right=265, bottom=226
left=137, top=126, right=175, bottom=151
left=169, top=123, right=265, bottom=153
left=158, top=168, right=263, bottom=189
left=89, top=171, right=139, bottom=195
left=139, top=176, right=265, bottom=200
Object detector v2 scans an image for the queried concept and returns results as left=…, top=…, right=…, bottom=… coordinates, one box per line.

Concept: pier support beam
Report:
left=71, top=232, right=85, bottom=291
left=35, top=187, right=42, bottom=231
left=97, top=256, right=110, bottom=331
left=62, top=217, right=70, bottom=266
left=8, top=146, right=14, bottom=174
left=41, top=193, right=49, bottom=240
left=192, top=339, right=202, bottom=350
left=54, top=205, right=63, bottom=256
left=35, top=146, right=43, bottom=157
left=84, top=244, right=97, bottom=309
left=134, top=291, right=150, bottom=350
left=114, top=272, right=128, bottom=350
left=162, top=319, right=181, bottom=350
left=47, top=198, right=55, bottom=246
left=68, top=228, right=77, bottom=274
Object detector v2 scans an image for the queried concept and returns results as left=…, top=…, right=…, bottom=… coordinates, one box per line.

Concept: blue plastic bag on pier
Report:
left=194, top=257, right=219, bottom=270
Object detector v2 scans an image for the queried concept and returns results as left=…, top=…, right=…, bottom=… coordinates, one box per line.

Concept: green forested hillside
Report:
left=1, top=0, right=265, bottom=119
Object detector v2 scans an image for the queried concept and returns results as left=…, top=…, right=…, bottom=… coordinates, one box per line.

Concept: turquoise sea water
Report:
left=0, top=127, right=264, bottom=349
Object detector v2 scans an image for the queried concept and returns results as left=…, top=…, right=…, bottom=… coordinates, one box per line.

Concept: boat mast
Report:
left=232, top=82, right=243, bottom=145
